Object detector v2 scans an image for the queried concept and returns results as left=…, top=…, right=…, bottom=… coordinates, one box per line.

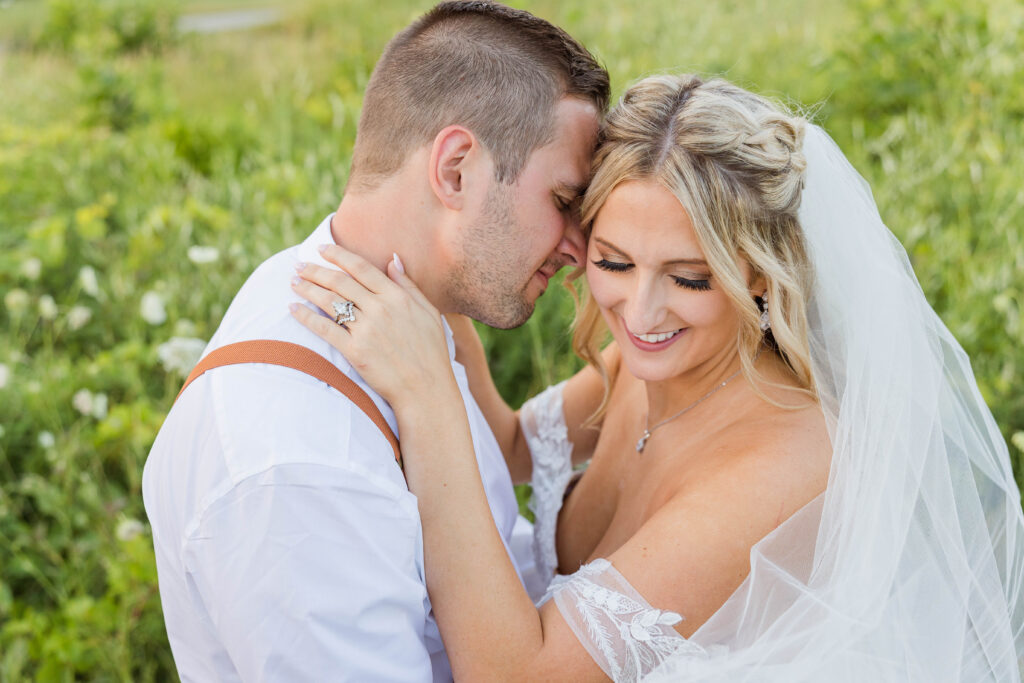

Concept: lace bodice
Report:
left=520, top=384, right=706, bottom=681
left=520, top=381, right=575, bottom=582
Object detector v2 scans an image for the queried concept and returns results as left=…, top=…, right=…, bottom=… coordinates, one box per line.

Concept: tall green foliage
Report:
left=1, top=0, right=1021, bottom=677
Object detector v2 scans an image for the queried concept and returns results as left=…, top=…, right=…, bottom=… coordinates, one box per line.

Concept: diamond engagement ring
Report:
left=332, top=300, right=356, bottom=325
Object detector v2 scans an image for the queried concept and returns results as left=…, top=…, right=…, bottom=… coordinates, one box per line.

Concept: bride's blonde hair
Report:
left=572, top=74, right=815, bottom=424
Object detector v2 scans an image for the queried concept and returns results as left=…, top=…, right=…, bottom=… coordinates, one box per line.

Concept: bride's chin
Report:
left=619, top=355, right=682, bottom=384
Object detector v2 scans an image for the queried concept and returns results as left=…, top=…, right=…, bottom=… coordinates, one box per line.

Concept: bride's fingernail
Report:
left=288, top=303, right=299, bottom=313
left=317, top=244, right=329, bottom=253
left=291, top=276, right=302, bottom=286
left=294, top=261, right=306, bottom=272
left=392, top=253, right=405, bottom=274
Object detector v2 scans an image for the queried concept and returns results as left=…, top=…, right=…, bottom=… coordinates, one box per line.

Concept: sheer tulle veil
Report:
left=647, top=125, right=1024, bottom=681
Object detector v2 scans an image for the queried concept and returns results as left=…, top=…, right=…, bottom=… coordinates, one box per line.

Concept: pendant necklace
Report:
left=635, top=366, right=744, bottom=453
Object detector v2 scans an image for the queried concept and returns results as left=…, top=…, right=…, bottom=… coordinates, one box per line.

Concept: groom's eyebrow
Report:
left=554, top=180, right=586, bottom=198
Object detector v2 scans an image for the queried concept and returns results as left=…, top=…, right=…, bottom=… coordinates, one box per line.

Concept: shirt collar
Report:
left=296, top=213, right=343, bottom=270
left=440, top=316, right=456, bottom=362
left=299, top=213, right=456, bottom=362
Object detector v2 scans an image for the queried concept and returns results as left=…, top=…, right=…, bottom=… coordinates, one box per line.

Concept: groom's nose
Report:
left=556, top=217, right=586, bottom=267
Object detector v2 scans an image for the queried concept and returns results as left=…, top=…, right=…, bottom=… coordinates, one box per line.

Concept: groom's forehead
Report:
left=544, top=100, right=601, bottom=181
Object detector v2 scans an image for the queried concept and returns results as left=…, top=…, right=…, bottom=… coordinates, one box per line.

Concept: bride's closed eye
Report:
left=591, top=258, right=712, bottom=291
left=670, top=275, right=711, bottom=291
left=592, top=258, right=631, bottom=272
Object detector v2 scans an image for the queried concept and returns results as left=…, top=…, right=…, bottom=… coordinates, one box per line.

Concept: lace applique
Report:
left=540, top=559, right=709, bottom=682
left=520, top=381, right=574, bottom=583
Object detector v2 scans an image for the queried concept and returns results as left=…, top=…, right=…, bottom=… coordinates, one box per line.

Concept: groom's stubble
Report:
left=446, top=181, right=548, bottom=330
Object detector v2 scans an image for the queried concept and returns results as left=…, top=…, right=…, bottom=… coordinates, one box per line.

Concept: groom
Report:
left=142, top=2, right=608, bottom=681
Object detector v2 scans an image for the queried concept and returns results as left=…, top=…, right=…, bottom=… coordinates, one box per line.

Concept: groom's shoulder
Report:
left=178, top=328, right=402, bottom=476
left=146, top=345, right=410, bottom=545
left=153, top=233, right=407, bottom=492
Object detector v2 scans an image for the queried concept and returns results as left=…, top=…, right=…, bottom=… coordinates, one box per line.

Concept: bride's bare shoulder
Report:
left=694, top=396, right=831, bottom=518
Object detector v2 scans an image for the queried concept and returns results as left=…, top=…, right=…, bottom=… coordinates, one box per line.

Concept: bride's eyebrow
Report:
left=594, top=237, right=708, bottom=266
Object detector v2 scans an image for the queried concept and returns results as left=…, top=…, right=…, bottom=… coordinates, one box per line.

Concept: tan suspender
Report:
left=176, top=340, right=403, bottom=472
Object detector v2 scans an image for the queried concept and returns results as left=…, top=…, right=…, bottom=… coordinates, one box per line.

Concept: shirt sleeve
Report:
left=538, top=558, right=710, bottom=682
left=182, top=463, right=434, bottom=682
left=520, top=381, right=575, bottom=586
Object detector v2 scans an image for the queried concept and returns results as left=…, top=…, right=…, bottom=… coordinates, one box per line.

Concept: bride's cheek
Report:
left=587, top=271, right=618, bottom=311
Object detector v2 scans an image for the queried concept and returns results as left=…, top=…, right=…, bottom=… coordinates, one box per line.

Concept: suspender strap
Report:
left=176, top=340, right=402, bottom=471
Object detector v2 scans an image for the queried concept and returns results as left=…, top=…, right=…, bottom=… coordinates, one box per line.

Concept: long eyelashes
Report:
left=671, top=275, right=711, bottom=291
left=592, top=258, right=631, bottom=272
left=591, top=259, right=712, bottom=291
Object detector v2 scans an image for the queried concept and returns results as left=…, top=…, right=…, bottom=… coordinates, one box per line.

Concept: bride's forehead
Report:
left=591, top=183, right=704, bottom=254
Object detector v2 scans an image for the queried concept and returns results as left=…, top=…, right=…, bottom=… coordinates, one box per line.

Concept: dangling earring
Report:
left=759, top=293, right=771, bottom=332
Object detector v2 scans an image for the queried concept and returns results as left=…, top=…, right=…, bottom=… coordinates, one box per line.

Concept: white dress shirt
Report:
left=143, top=214, right=523, bottom=682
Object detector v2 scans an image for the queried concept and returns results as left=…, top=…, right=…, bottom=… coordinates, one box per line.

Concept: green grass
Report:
left=2, top=0, right=1023, bottom=678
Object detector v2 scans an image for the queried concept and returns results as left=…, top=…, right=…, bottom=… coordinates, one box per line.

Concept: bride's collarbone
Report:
left=555, top=378, right=828, bottom=572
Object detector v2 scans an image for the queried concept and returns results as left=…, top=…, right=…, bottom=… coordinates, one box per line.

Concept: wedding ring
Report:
left=332, top=299, right=356, bottom=325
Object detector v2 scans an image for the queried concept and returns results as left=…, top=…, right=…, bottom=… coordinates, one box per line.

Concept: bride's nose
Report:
left=622, top=277, right=669, bottom=334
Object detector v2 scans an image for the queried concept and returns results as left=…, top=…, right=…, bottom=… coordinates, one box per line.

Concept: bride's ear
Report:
left=748, top=271, right=767, bottom=299
left=428, top=125, right=481, bottom=212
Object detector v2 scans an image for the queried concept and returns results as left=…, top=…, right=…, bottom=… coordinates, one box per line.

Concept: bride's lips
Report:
left=625, top=324, right=686, bottom=351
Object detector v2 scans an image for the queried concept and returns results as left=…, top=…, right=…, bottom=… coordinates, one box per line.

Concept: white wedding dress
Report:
left=517, top=126, right=1024, bottom=682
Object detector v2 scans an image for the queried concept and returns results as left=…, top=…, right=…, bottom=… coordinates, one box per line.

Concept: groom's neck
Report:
left=330, top=174, right=450, bottom=312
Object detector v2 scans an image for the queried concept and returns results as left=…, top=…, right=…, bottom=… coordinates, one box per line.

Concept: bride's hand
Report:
left=288, top=245, right=455, bottom=409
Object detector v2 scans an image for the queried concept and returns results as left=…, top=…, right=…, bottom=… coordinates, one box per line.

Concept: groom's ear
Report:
left=428, top=125, right=481, bottom=211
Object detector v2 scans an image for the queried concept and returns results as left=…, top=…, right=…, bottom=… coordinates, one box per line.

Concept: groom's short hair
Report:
left=349, top=1, right=609, bottom=191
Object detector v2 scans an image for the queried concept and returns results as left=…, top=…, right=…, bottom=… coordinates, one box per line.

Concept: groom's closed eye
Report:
left=553, top=181, right=586, bottom=210
left=555, top=194, right=583, bottom=214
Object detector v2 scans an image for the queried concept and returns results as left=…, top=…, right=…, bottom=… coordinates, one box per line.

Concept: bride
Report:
left=292, top=74, right=1024, bottom=680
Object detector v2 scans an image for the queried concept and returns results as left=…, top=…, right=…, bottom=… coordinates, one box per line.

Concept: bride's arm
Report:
left=389, top=373, right=607, bottom=680
left=445, top=313, right=617, bottom=483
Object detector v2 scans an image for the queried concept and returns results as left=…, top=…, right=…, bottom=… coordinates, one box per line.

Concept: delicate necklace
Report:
left=635, top=366, right=744, bottom=453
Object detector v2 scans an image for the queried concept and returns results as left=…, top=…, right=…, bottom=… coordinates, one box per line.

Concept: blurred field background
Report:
left=1, top=0, right=1022, bottom=677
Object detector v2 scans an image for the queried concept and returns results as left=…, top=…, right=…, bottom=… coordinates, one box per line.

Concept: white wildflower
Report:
left=79, top=266, right=100, bottom=297
left=67, top=305, right=92, bottom=330
left=38, top=295, right=58, bottom=320
left=38, top=431, right=55, bottom=449
left=187, top=245, right=220, bottom=264
left=173, top=318, right=197, bottom=337
left=0, top=363, right=7, bottom=389
left=91, top=392, right=108, bottom=420
left=4, top=288, right=29, bottom=313
left=157, top=336, right=207, bottom=376
left=140, top=290, right=167, bottom=325
left=116, top=518, right=145, bottom=542
left=1013, top=432, right=1024, bottom=455
left=73, top=389, right=94, bottom=416
left=21, top=257, right=42, bottom=280
left=73, top=388, right=110, bottom=419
